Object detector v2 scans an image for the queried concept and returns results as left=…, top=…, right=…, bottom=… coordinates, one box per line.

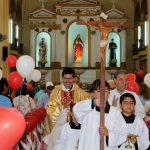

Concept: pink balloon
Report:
left=7, top=71, right=23, bottom=91
left=0, top=107, right=25, bottom=149
left=6, top=55, right=17, bottom=68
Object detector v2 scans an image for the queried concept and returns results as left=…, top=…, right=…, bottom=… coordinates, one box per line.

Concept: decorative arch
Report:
left=66, top=20, right=90, bottom=67
left=106, top=32, right=121, bottom=68
left=35, top=32, right=51, bottom=67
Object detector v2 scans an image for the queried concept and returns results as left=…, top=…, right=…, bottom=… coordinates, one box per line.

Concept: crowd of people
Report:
left=0, top=67, right=150, bottom=149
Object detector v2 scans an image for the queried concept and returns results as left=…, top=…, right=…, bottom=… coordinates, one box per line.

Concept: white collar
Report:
left=62, top=84, right=74, bottom=92
left=114, top=88, right=124, bottom=95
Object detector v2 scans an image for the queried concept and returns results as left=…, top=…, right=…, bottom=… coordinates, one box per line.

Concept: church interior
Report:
left=1, top=0, right=150, bottom=149
left=0, top=0, right=149, bottom=84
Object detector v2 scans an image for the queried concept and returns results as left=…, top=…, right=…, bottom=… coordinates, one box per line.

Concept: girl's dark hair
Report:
left=120, top=93, right=136, bottom=104
left=92, top=79, right=110, bottom=92
left=16, top=84, right=28, bottom=96
left=62, top=67, right=75, bottom=77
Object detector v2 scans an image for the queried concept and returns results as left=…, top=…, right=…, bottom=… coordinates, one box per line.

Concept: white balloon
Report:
left=30, top=69, right=41, bottom=82
left=16, top=55, right=35, bottom=78
left=0, top=69, right=2, bottom=80
left=100, top=40, right=108, bottom=48
left=144, top=73, right=150, bottom=88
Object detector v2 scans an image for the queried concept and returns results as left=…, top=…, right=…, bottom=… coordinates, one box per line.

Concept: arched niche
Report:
left=106, top=32, right=121, bottom=68
left=67, top=21, right=90, bottom=67
left=35, top=32, right=51, bottom=67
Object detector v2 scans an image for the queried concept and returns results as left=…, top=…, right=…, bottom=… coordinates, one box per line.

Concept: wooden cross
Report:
left=78, top=15, right=128, bottom=150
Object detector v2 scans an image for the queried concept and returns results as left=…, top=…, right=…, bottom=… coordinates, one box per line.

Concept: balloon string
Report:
left=34, top=82, right=37, bottom=94
left=19, top=79, right=24, bottom=96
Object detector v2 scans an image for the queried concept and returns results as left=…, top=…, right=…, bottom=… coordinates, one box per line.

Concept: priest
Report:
left=46, top=67, right=90, bottom=133
left=45, top=67, right=91, bottom=149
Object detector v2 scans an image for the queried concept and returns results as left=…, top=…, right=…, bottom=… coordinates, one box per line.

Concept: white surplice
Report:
left=73, top=99, right=121, bottom=150
left=53, top=122, right=80, bottom=150
left=114, top=113, right=149, bottom=150
left=45, top=108, right=67, bottom=150
left=108, top=89, right=145, bottom=118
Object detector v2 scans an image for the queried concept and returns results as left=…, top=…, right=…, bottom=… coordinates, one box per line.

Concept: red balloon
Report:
left=7, top=71, right=23, bottom=91
left=24, top=113, right=38, bottom=133
left=39, top=107, right=46, bottom=118
left=6, top=55, right=17, bottom=68
left=127, top=73, right=136, bottom=82
left=137, top=69, right=144, bottom=78
left=32, top=110, right=43, bottom=122
left=127, top=81, right=139, bottom=95
left=0, top=107, right=25, bottom=149
left=26, top=83, right=33, bottom=91
left=32, top=108, right=46, bottom=123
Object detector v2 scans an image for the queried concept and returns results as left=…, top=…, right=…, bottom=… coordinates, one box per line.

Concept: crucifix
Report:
left=78, top=13, right=128, bottom=150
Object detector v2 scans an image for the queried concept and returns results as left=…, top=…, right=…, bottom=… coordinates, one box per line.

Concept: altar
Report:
left=29, top=0, right=128, bottom=83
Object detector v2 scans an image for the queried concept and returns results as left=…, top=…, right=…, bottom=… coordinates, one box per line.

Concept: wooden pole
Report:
left=99, top=28, right=109, bottom=150
left=100, top=56, right=105, bottom=149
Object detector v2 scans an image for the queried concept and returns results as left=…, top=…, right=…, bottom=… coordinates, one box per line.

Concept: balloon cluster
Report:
left=5, top=55, right=42, bottom=91
left=24, top=108, right=46, bottom=133
left=127, top=73, right=139, bottom=95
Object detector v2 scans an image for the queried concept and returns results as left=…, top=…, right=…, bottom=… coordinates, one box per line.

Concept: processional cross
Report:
left=78, top=13, right=128, bottom=150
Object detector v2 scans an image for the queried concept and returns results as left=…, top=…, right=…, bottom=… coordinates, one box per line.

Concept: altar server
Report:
left=73, top=79, right=121, bottom=150
left=114, top=93, right=149, bottom=150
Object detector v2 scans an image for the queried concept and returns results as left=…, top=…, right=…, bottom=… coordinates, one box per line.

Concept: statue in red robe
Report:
left=73, top=34, right=84, bottom=63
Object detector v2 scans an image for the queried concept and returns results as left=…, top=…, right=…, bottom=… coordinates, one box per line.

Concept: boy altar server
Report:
left=73, top=79, right=121, bottom=150
left=114, top=93, right=149, bottom=150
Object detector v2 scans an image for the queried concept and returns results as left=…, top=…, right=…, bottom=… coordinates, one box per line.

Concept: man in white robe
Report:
left=73, top=80, right=121, bottom=150
left=113, top=93, right=149, bottom=150
left=108, top=72, right=145, bottom=118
